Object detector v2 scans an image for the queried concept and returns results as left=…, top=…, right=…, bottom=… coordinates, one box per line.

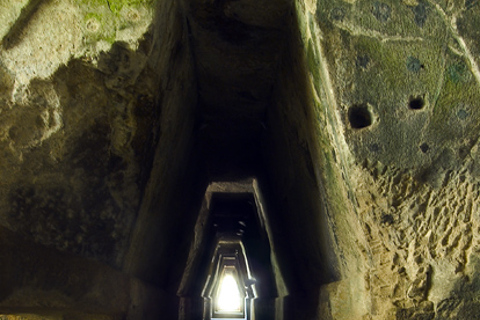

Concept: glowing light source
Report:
left=217, top=273, right=242, bottom=312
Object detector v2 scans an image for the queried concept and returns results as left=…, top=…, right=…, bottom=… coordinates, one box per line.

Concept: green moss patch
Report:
left=76, top=0, right=153, bottom=46
left=77, top=0, right=153, bottom=15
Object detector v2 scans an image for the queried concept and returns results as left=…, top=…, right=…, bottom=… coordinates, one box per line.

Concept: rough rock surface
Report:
left=0, top=0, right=155, bottom=266
left=306, top=0, right=480, bottom=318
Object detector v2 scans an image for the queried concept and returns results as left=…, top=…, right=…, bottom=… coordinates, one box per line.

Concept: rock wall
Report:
left=0, top=0, right=187, bottom=318
left=301, top=0, right=480, bottom=318
left=0, top=0, right=157, bottom=267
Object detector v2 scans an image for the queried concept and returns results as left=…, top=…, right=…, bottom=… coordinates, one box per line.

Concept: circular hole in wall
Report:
left=348, top=104, right=372, bottom=129
left=409, top=96, right=425, bottom=110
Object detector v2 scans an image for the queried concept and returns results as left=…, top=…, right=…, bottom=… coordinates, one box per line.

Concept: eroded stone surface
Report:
left=305, top=0, right=480, bottom=318
left=0, top=0, right=156, bottom=266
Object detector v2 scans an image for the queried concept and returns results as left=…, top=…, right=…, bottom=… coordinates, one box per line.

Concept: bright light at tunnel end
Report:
left=217, top=274, right=242, bottom=312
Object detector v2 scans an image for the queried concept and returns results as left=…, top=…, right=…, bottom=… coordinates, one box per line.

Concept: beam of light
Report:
left=217, top=274, right=241, bottom=312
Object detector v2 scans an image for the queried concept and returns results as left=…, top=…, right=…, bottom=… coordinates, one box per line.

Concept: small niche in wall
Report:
left=348, top=104, right=372, bottom=129
left=408, top=95, right=425, bottom=110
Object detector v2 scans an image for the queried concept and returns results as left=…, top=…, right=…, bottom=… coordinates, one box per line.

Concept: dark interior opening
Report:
left=408, top=96, right=425, bottom=110
left=348, top=104, right=372, bottom=129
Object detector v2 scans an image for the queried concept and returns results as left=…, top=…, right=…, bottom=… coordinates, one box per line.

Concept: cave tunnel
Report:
left=1, top=0, right=480, bottom=319
left=120, top=0, right=343, bottom=318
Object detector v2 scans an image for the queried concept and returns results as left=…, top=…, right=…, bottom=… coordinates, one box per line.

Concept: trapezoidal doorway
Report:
left=177, top=178, right=288, bottom=320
